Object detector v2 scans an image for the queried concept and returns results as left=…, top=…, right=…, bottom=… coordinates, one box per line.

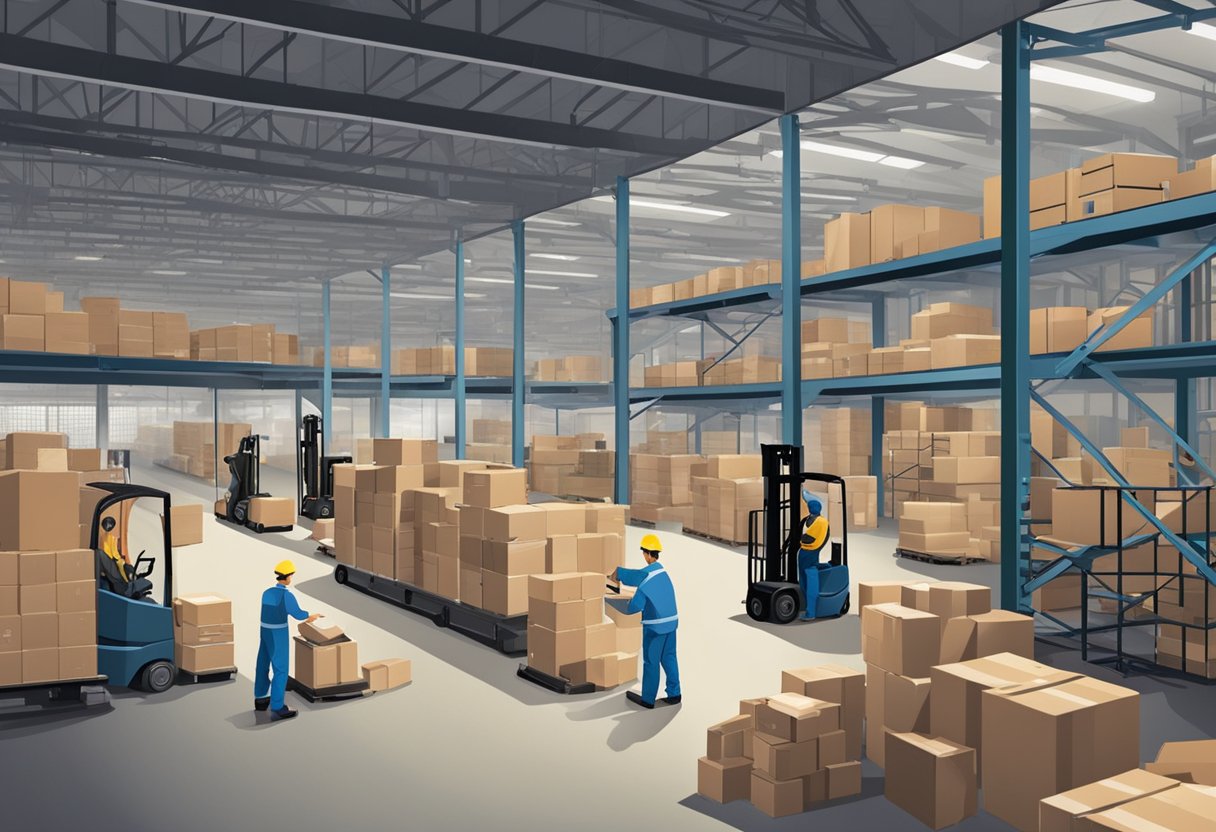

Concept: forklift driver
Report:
left=798, top=492, right=830, bottom=621
left=96, top=515, right=154, bottom=600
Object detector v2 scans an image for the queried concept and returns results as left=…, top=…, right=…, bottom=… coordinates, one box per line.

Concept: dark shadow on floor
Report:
left=727, top=613, right=860, bottom=655
left=295, top=574, right=604, bottom=708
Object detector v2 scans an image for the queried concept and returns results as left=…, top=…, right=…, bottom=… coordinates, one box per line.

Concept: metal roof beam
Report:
left=0, top=33, right=704, bottom=157
left=126, top=0, right=784, bottom=112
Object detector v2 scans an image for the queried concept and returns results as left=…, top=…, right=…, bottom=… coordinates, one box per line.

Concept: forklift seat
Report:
left=96, top=548, right=154, bottom=601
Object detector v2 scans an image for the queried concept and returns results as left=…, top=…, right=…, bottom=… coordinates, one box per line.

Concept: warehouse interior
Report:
left=3, top=0, right=1216, bottom=830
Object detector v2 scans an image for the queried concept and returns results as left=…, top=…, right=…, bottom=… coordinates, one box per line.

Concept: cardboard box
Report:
left=871, top=204, right=925, bottom=263
left=883, top=671, right=932, bottom=734
left=56, top=580, right=95, bottom=613
left=824, top=212, right=871, bottom=272
left=939, top=610, right=1034, bottom=664
left=176, top=642, right=235, bottom=674
left=59, top=611, right=95, bottom=647
left=247, top=497, right=294, bottom=528
left=529, top=597, right=600, bottom=632
left=1081, top=783, right=1216, bottom=831
left=173, top=594, right=232, bottom=626
left=1146, top=739, right=1216, bottom=785
left=752, top=731, right=818, bottom=780
left=6, top=432, right=68, bottom=471
left=361, top=658, right=411, bottom=691
left=982, top=675, right=1140, bottom=832
left=481, top=570, right=528, bottom=616
left=0, top=470, right=80, bottom=551
left=161, top=504, right=204, bottom=547
left=755, top=693, right=841, bottom=743
left=482, top=505, right=546, bottom=542
left=824, top=761, right=863, bottom=801
left=1088, top=306, right=1153, bottom=352
left=1079, top=152, right=1177, bottom=196
left=861, top=602, right=941, bottom=678
left=481, top=539, right=545, bottom=576
left=707, top=713, right=753, bottom=761
left=373, top=438, right=437, bottom=466
left=697, top=756, right=752, bottom=804
left=22, top=612, right=57, bottom=648
left=463, top=469, right=527, bottom=508
left=1031, top=307, right=1089, bottom=355
left=22, top=647, right=60, bottom=683
left=927, top=581, right=991, bottom=623
left=176, top=621, right=233, bottom=645
left=885, top=731, right=977, bottom=830
left=1039, top=769, right=1180, bottom=832
left=749, top=769, right=805, bottom=818
left=780, top=664, right=864, bottom=760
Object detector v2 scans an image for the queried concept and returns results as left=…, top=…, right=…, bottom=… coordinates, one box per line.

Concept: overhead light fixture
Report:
left=391, top=263, right=422, bottom=271
left=531, top=253, right=580, bottom=261
left=74, top=255, right=103, bottom=261
left=1031, top=64, right=1154, bottom=103
left=151, top=270, right=187, bottom=276
left=934, top=52, right=989, bottom=70
left=879, top=156, right=926, bottom=170
left=528, top=268, right=598, bottom=278
left=528, top=217, right=581, bottom=227
left=1188, top=21, right=1216, bottom=42
left=186, top=257, right=224, bottom=264
left=683, top=254, right=743, bottom=263
left=592, top=195, right=729, bottom=218
left=465, top=276, right=562, bottom=291
left=801, top=192, right=857, bottom=201
left=391, top=291, right=486, bottom=300
left=1192, top=132, right=1216, bottom=146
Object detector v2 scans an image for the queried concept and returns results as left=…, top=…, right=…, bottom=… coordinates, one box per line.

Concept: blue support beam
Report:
left=380, top=265, right=391, bottom=437
left=871, top=295, right=886, bottom=513
left=512, top=221, right=526, bottom=469
left=1177, top=270, right=1193, bottom=471
left=614, top=177, right=631, bottom=506
left=780, top=113, right=802, bottom=449
left=1000, top=21, right=1031, bottom=613
left=455, top=239, right=467, bottom=459
left=321, top=278, right=332, bottom=449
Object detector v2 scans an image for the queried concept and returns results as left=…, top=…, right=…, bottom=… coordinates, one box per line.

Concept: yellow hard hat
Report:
left=274, top=560, right=296, bottom=577
left=640, top=533, right=663, bottom=553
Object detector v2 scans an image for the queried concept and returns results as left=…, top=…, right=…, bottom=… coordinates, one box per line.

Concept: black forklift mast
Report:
left=300, top=414, right=322, bottom=509
left=761, top=443, right=803, bottom=584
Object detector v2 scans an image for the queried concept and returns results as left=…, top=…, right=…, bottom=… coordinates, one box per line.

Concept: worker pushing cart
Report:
left=255, top=560, right=323, bottom=722
left=613, top=533, right=681, bottom=709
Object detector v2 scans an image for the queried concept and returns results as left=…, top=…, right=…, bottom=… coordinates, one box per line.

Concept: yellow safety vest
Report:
left=800, top=515, right=829, bottom=552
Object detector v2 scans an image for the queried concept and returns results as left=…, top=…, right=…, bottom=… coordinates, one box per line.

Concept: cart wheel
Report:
left=334, top=565, right=348, bottom=585
left=771, top=589, right=800, bottom=624
left=746, top=591, right=769, bottom=622
left=138, top=660, right=177, bottom=693
left=254, top=523, right=265, bottom=533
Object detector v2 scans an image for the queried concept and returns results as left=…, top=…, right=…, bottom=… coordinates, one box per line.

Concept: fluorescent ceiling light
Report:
left=879, top=156, right=926, bottom=170
left=1193, top=132, right=1216, bottom=145
left=151, top=270, right=187, bottom=276
left=467, top=276, right=562, bottom=291
left=1031, top=64, right=1154, bottom=103
left=528, top=268, right=597, bottom=278
left=186, top=257, right=223, bottom=264
left=934, top=52, right=989, bottom=70
left=592, top=195, right=729, bottom=218
left=1188, top=22, right=1216, bottom=42
left=529, top=217, right=580, bottom=227
left=683, top=254, right=743, bottom=263
left=801, top=192, right=857, bottom=201
left=391, top=263, right=422, bottom=271
left=799, top=140, right=884, bottom=163
left=74, top=255, right=103, bottom=261
left=530, top=253, right=580, bottom=261
left=391, top=291, right=486, bottom=300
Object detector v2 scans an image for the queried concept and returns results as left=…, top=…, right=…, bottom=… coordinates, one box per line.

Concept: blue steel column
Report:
left=512, top=221, right=526, bottom=469
left=455, top=239, right=467, bottom=459
left=380, top=265, right=391, bottom=437
left=322, top=278, right=333, bottom=450
left=613, top=177, right=631, bottom=505
left=871, top=295, right=886, bottom=514
left=1000, top=21, right=1031, bottom=613
left=1176, top=272, right=1193, bottom=452
left=780, top=113, right=803, bottom=449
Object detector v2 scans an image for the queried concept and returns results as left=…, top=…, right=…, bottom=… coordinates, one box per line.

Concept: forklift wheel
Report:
left=839, top=596, right=851, bottom=616
left=139, top=660, right=177, bottom=693
left=771, top=589, right=800, bottom=625
left=334, top=565, right=349, bottom=585
left=254, top=523, right=265, bottom=533
left=746, top=593, right=770, bottom=622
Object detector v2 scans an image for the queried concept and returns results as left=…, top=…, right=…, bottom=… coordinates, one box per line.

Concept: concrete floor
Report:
left=1, top=464, right=1213, bottom=832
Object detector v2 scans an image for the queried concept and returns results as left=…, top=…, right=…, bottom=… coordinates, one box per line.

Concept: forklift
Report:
left=745, top=444, right=851, bottom=624
left=93, top=482, right=234, bottom=691
left=216, top=433, right=293, bottom=533
left=299, top=414, right=350, bottom=520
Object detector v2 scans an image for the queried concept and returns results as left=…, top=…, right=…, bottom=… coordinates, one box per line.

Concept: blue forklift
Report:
left=92, top=482, right=233, bottom=691
left=745, top=444, right=851, bottom=624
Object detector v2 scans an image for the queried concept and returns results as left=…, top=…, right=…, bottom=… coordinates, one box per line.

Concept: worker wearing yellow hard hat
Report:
left=254, top=559, right=323, bottom=721
left=611, top=532, right=681, bottom=709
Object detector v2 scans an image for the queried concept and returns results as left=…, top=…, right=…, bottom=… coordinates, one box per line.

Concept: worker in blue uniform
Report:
left=612, top=533, right=681, bottom=709
left=798, top=492, right=831, bottom=620
left=254, top=560, right=322, bottom=721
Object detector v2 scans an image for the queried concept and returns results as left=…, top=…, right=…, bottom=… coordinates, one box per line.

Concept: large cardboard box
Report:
left=1082, top=783, right=1216, bottom=831
left=754, top=692, right=841, bottom=743
left=1079, top=152, right=1177, bottom=196
left=176, top=642, right=235, bottom=674
left=463, top=469, right=527, bottom=508
left=174, top=594, right=232, bottom=626
left=939, top=610, right=1034, bottom=664
left=8, top=280, right=48, bottom=315
left=1039, top=769, right=1180, bottom=832
left=780, top=664, right=864, bottom=760
left=1145, top=739, right=1216, bottom=785
left=248, top=497, right=294, bottom=528
left=861, top=602, right=941, bottom=678
left=482, top=505, right=546, bottom=542
left=824, top=212, right=871, bottom=272
left=871, top=204, right=925, bottom=263
left=373, top=438, right=438, bottom=466
left=885, top=731, right=977, bottom=830
left=0, top=470, right=80, bottom=551
left=752, top=731, right=818, bottom=780
left=982, top=675, right=1140, bottom=832
left=697, top=756, right=752, bottom=804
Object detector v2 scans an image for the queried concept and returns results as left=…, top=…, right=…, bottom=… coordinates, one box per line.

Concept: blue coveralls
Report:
left=798, top=513, right=829, bottom=619
left=617, top=561, right=680, bottom=705
left=254, top=584, right=310, bottom=711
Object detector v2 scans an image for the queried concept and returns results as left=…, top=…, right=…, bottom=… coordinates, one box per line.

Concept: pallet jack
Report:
left=515, top=581, right=624, bottom=695
left=215, top=434, right=293, bottom=533
left=299, top=414, right=350, bottom=521
left=745, top=444, right=851, bottom=624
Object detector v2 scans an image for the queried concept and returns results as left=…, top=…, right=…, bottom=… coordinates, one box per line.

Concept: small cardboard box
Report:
left=780, top=664, right=865, bottom=760
left=749, top=769, right=805, bottom=818
left=298, top=619, right=345, bottom=646
left=586, top=651, right=636, bottom=688
left=482, top=505, right=546, bottom=542
left=697, top=756, right=752, bottom=804
left=161, top=504, right=204, bottom=547
left=173, top=594, right=232, bottom=627
left=1146, top=739, right=1216, bottom=785
left=22, top=612, right=57, bottom=648
left=176, top=642, right=234, bottom=674
left=247, top=497, right=295, bottom=528
left=56, top=580, right=96, bottom=613
left=939, top=610, right=1034, bottom=665
left=361, top=658, right=411, bottom=691
left=1039, top=768, right=1180, bottom=832
left=885, top=731, right=977, bottom=830
left=707, top=713, right=753, bottom=761
left=861, top=602, right=941, bottom=678
left=752, top=731, right=818, bottom=780
left=755, top=692, right=841, bottom=743
left=463, top=469, right=527, bottom=508
left=481, top=570, right=528, bottom=616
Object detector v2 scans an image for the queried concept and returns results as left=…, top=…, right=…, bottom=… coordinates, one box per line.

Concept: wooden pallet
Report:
left=895, top=547, right=983, bottom=566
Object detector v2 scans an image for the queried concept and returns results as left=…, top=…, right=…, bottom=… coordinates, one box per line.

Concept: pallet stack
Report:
left=529, top=434, right=603, bottom=495
left=688, top=455, right=763, bottom=544
left=560, top=450, right=615, bottom=500
left=630, top=453, right=699, bottom=526
left=525, top=572, right=633, bottom=687
left=166, top=420, right=252, bottom=481
left=806, top=407, right=871, bottom=477
left=534, top=355, right=603, bottom=382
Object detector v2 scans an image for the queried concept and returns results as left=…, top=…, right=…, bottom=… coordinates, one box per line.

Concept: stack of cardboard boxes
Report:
left=459, top=470, right=534, bottom=612
left=309, top=344, right=379, bottom=368
left=293, top=619, right=363, bottom=690
left=526, top=571, right=636, bottom=687
left=389, top=345, right=513, bottom=376
left=824, top=205, right=982, bottom=273
left=688, top=455, right=763, bottom=544
left=634, top=430, right=688, bottom=454
left=560, top=450, right=615, bottom=500
left=629, top=258, right=793, bottom=309
left=801, top=317, right=872, bottom=380
left=173, top=594, right=234, bottom=676
left=698, top=355, right=782, bottom=386
left=806, top=407, right=872, bottom=477
left=529, top=434, right=603, bottom=495
left=533, top=355, right=603, bottom=382
left=697, top=666, right=864, bottom=817
left=193, top=323, right=296, bottom=364
left=803, top=475, right=879, bottom=532
left=630, top=454, right=699, bottom=526
left=466, top=419, right=512, bottom=464
left=165, top=421, right=252, bottom=481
